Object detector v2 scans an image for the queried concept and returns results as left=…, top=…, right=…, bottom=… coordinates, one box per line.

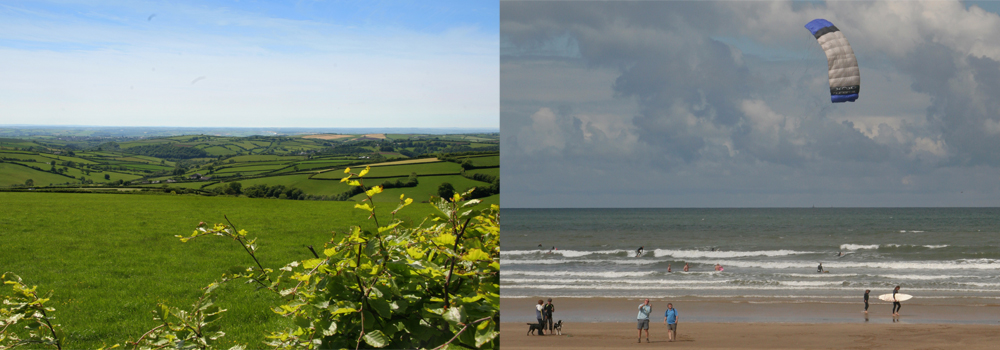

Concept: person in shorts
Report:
left=637, top=299, right=651, bottom=343
left=663, top=303, right=679, bottom=342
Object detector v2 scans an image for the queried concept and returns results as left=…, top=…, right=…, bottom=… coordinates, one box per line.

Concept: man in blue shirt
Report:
left=663, top=303, right=679, bottom=342
left=637, top=299, right=651, bottom=343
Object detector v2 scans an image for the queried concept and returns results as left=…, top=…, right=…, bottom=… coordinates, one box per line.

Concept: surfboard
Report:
left=878, top=293, right=912, bottom=302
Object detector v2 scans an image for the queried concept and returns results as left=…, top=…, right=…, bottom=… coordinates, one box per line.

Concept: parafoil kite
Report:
left=805, top=19, right=859, bottom=103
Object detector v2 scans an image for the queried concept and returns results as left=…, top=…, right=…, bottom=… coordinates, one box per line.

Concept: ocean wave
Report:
left=840, top=244, right=879, bottom=250
left=840, top=243, right=949, bottom=250
left=501, top=270, right=658, bottom=278
left=501, top=249, right=629, bottom=258
left=877, top=274, right=981, bottom=281
left=502, top=278, right=729, bottom=285
left=652, top=249, right=816, bottom=259
left=684, top=259, right=1000, bottom=270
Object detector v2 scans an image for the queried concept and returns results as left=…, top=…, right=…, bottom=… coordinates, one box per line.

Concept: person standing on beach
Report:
left=663, top=303, right=679, bottom=342
left=891, top=286, right=902, bottom=316
left=543, top=298, right=555, bottom=334
left=535, top=300, right=545, bottom=335
left=863, top=290, right=870, bottom=313
left=637, top=299, right=651, bottom=343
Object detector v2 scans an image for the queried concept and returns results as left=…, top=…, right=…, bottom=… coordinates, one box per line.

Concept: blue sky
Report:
left=502, top=0, right=1000, bottom=207
left=0, top=0, right=498, bottom=128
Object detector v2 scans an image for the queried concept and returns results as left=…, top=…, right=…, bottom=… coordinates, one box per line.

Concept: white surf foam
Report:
left=502, top=270, right=658, bottom=278
left=652, top=249, right=816, bottom=259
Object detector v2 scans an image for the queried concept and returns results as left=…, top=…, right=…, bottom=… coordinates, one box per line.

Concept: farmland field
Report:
left=0, top=192, right=440, bottom=348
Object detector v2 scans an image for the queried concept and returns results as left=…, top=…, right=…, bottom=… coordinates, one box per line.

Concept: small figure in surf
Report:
left=863, top=289, right=870, bottom=313
left=891, top=286, right=902, bottom=316
left=636, top=246, right=644, bottom=257
left=817, top=263, right=823, bottom=273
left=683, top=263, right=689, bottom=272
left=667, top=264, right=672, bottom=273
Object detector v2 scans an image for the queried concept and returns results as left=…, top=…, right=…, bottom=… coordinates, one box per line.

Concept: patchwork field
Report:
left=0, top=192, right=440, bottom=348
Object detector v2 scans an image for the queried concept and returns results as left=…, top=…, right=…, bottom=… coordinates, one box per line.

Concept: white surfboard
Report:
left=878, top=293, right=912, bottom=302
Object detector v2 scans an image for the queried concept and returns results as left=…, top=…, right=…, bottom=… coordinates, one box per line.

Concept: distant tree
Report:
left=224, top=182, right=243, bottom=196
left=24, top=179, right=33, bottom=187
left=438, top=182, right=455, bottom=200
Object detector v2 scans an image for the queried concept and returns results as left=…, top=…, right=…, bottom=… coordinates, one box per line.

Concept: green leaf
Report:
left=476, top=321, right=499, bottom=347
left=369, top=297, right=391, bottom=318
left=462, top=248, right=490, bottom=262
left=443, top=306, right=466, bottom=327
left=432, top=233, right=456, bottom=247
left=362, top=330, right=390, bottom=348
left=301, top=258, right=323, bottom=269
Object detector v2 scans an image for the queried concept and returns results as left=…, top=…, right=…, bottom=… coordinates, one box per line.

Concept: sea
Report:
left=501, top=208, right=1000, bottom=302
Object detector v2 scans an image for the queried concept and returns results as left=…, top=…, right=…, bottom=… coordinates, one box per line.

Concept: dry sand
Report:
left=500, top=322, right=1000, bottom=349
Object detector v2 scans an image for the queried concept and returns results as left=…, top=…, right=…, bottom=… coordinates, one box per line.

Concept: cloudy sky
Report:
left=501, top=0, right=1000, bottom=208
left=0, top=0, right=498, bottom=128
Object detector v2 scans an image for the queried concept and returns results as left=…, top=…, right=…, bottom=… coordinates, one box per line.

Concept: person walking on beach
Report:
left=637, top=299, right=651, bottom=343
left=535, top=300, right=545, bottom=335
left=543, top=298, right=555, bottom=334
left=863, top=289, right=870, bottom=313
left=663, top=303, right=679, bottom=342
left=636, top=246, right=644, bottom=257
left=891, top=286, right=902, bottom=316
left=683, top=263, right=689, bottom=272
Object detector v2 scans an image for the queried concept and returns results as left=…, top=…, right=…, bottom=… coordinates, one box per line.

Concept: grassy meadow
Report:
left=0, top=192, right=439, bottom=348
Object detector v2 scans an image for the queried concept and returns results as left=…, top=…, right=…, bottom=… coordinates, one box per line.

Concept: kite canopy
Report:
left=805, top=19, right=860, bottom=103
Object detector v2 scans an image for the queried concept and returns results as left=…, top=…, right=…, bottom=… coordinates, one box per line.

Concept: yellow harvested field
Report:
left=302, top=134, right=353, bottom=140
left=363, top=133, right=387, bottom=139
left=367, top=158, right=440, bottom=167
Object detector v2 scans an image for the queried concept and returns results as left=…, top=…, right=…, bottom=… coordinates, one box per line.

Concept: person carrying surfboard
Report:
left=891, top=286, right=902, bottom=316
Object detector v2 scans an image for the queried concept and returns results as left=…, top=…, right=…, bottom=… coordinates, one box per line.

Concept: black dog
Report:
left=553, top=320, right=563, bottom=335
left=526, top=322, right=545, bottom=335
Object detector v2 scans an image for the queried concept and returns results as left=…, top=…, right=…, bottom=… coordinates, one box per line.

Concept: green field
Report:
left=0, top=162, right=77, bottom=186
left=0, top=192, right=441, bottom=348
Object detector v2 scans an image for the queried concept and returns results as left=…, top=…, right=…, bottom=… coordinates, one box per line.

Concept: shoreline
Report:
left=501, top=297, right=1000, bottom=324
left=499, top=322, right=1000, bottom=349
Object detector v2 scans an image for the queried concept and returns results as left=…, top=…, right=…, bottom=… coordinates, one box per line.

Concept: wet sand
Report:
left=501, top=297, right=1000, bottom=348
left=500, top=322, right=1000, bottom=349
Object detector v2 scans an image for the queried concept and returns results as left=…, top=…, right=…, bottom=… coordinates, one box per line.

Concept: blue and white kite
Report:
left=805, top=19, right=860, bottom=103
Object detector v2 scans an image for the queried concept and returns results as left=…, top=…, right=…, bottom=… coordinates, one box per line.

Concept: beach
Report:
left=501, top=297, right=1000, bottom=348
left=500, top=321, right=1000, bottom=349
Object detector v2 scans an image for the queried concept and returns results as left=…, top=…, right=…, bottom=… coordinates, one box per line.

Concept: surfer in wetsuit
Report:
left=636, top=246, right=644, bottom=257
left=863, top=289, right=870, bottom=313
left=892, top=286, right=903, bottom=315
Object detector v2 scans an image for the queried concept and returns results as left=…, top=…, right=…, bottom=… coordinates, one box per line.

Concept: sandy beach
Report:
left=501, top=297, right=1000, bottom=349
left=500, top=322, right=1000, bottom=349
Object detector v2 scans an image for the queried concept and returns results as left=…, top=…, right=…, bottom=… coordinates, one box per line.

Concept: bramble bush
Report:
left=2, top=165, right=500, bottom=349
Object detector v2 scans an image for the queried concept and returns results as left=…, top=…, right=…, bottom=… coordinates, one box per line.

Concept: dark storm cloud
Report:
left=501, top=1, right=1000, bottom=207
